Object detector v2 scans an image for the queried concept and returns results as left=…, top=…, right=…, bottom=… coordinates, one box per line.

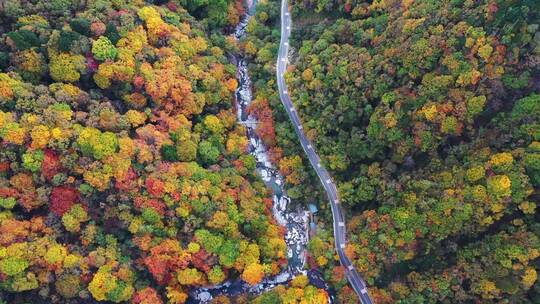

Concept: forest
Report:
left=0, top=0, right=322, bottom=302
left=241, top=0, right=540, bottom=302
left=0, top=0, right=539, bottom=302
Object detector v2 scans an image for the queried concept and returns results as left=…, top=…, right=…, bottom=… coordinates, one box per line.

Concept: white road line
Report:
left=338, top=222, right=345, bottom=227
left=283, top=90, right=288, bottom=94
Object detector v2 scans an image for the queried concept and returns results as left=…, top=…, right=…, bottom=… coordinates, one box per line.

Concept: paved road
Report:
left=275, top=1, right=373, bottom=303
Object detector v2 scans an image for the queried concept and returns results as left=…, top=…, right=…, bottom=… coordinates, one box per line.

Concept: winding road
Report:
left=275, top=1, right=373, bottom=303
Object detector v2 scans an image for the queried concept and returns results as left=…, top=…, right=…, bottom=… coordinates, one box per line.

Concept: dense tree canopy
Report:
left=0, top=0, right=290, bottom=302
left=1, top=0, right=538, bottom=302
left=244, top=0, right=540, bottom=302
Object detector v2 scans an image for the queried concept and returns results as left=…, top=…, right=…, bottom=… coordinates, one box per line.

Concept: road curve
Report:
left=275, top=1, right=373, bottom=303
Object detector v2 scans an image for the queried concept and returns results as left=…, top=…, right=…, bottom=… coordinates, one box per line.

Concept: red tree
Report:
left=42, top=149, right=62, bottom=181
left=132, top=287, right=163, bottom=304
left=50, top=186, right=79, bottom=216
left=145, top=177, right=165, bottom=197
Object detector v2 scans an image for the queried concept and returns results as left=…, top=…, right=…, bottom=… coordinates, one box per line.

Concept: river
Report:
left=187, top=0, right=331, bottom=302
left=232, top=0, right=309, bottom=277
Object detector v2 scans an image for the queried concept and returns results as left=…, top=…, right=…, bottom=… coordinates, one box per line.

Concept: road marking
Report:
left=286, top=26, right=290, bottom=30
left=285, top=12, right=289, bottom=16
left=338, top=222, right=345, bottom=227
left=340, top=244, right=345, bottom=249
left=284, top=42, right=289, bottom=46
left=348, top=265, right=354, bottom=270
left=281, top=58, right=286, bottom=62
left=283, top=90, right=288, bottom=94
left=361, top=288, right=368, bottom=294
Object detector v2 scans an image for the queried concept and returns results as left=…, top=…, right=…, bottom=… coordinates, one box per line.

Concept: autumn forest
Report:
left=0, top=0, right=539, bottom=303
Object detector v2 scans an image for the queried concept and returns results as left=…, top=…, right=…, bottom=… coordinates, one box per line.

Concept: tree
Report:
left=0, top=1, right=294, bottom=302
left=241, top=263, right=264, bottom=285
left=50, top=186, right=79, bottom=216
left=177, top=268, right=203, bottom=286
left=0, top=256, right=29, bottom=276
left=203, top=115, right=225, bottom=135
left=524, top=142, right=540, bottom=186
left=22, top=150, right=44, bottom=172
left=278, top=155, right=304, bottom=185
left=208, top=266, right=225, bottom=285
left=55, top=274, right=81, bottom=299
left=177, top=140, right=198, bottom=162
left=30, top=125, right=50, bottom=149
left=92, top=36, right=117, bottom=61
left=133, top=287, right=163, bottom=304
left=76, top=127, right=118, bottom=160
left=198, top=140, right=220, bottom=165
left=62, top=204, right=89, bottom=232
left=49, top=53, right=85, bottom=83
left=487, top=175, right=512, bottom=198
left=12, top=49, right=47, bottom=81
left=6, top=30, right=40, bottom=50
